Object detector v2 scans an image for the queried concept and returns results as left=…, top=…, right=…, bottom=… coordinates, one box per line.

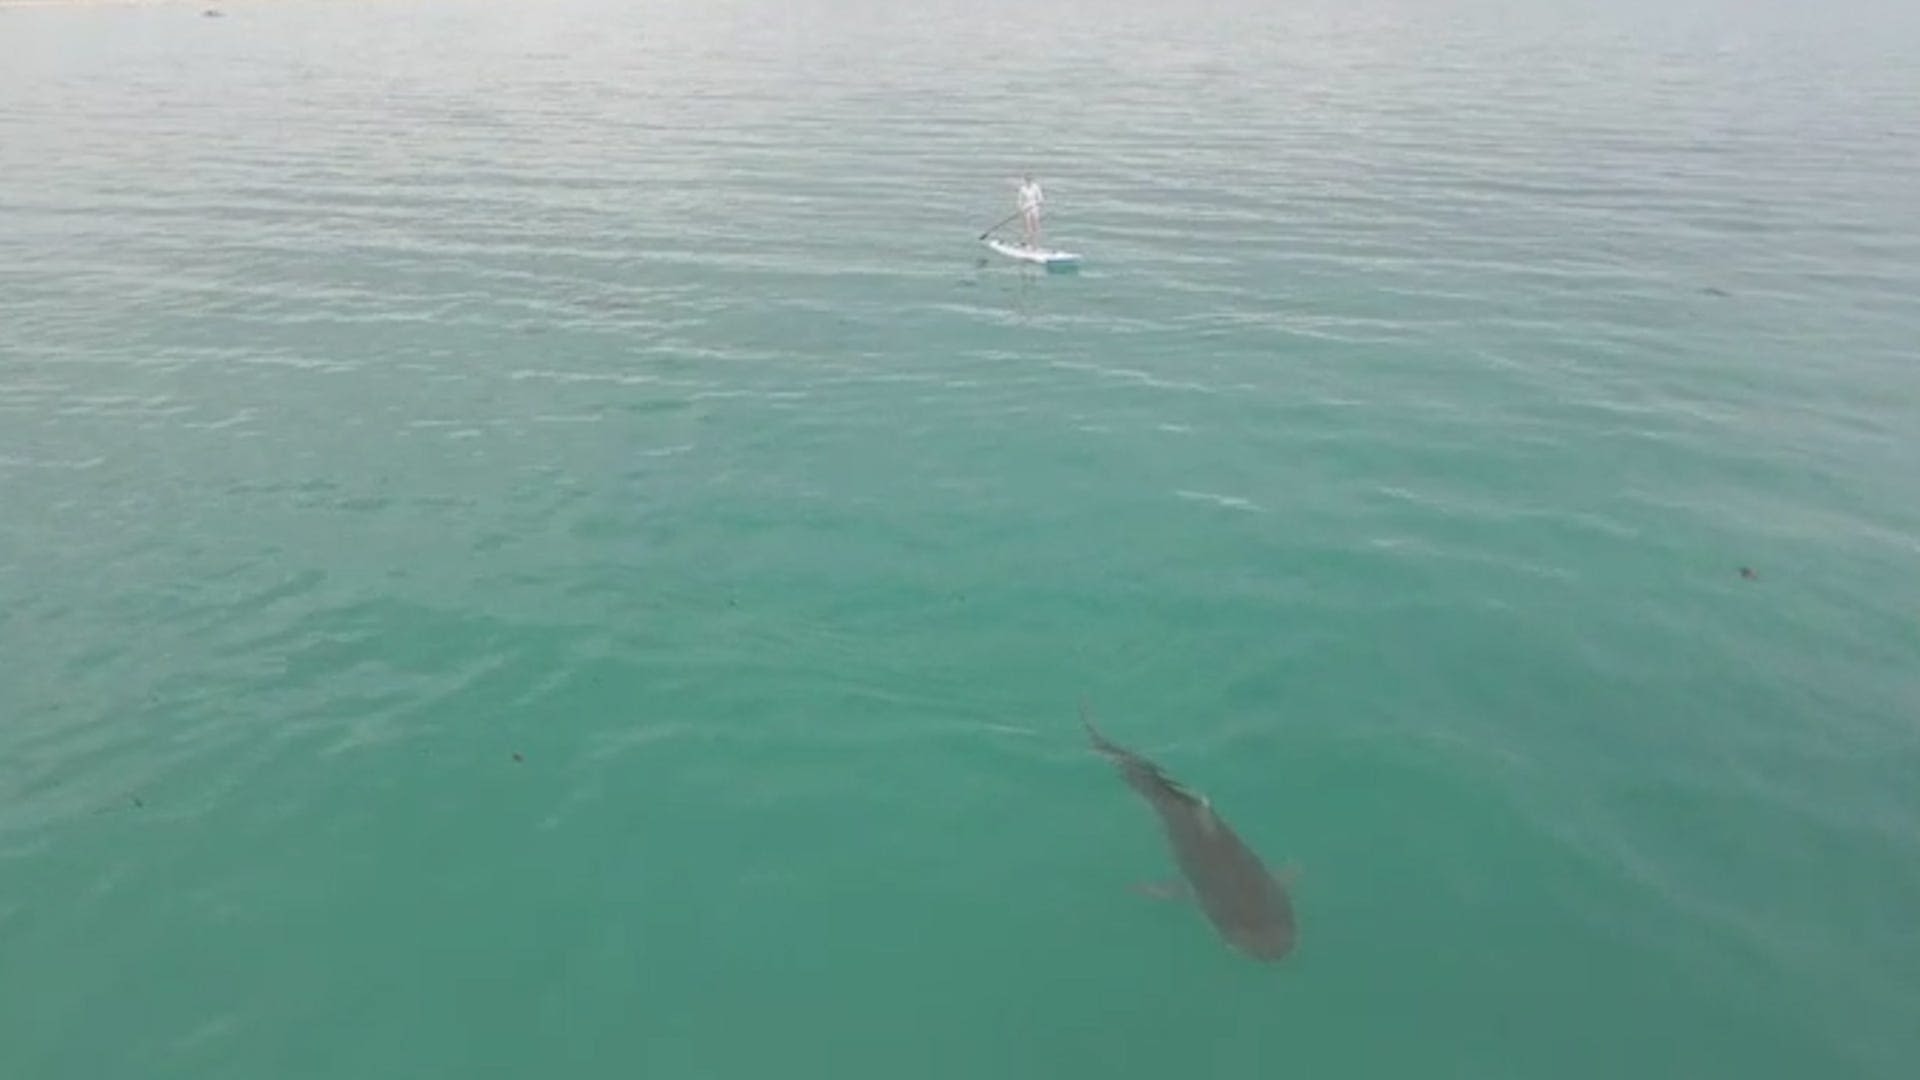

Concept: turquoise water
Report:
left=4, top=0, right=1919, bottom=1076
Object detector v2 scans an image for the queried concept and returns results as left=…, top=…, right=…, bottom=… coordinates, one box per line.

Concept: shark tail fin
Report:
left=1081, top=704, right=1203, bottom=807
left=1081, top=699, right=1120, bottom=758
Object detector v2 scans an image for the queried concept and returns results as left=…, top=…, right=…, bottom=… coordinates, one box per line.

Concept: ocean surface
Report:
left=3, top=0, right=1918, bottom=1076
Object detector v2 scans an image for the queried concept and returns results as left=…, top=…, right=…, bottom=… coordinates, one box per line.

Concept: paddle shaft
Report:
left=978, top=208, right=1023, bottom=240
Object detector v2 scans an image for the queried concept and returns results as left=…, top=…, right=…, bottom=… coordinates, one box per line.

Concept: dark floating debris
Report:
left=512, top=752, right=525, bottom=764
left=1739, top=566, right=1758, bottom=580
left=93, top=795, right=145, bottom=817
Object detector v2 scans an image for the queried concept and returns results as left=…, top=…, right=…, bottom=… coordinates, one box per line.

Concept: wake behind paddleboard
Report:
left=983, top=237, right=1081, bottom=268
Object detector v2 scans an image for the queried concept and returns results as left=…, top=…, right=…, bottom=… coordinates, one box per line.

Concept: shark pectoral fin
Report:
left=1131, top=879, right=1192, bottom=903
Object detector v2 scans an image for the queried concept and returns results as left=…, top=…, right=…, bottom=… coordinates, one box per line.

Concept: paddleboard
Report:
left=984, top=238, right=1081, bottom=267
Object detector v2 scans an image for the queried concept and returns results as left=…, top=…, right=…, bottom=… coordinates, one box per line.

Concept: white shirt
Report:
left=1018, top=180, right=1044, bottom=213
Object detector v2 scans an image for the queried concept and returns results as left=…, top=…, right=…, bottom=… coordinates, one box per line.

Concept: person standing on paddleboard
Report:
left=1017, top=174, right=1045, bottom=247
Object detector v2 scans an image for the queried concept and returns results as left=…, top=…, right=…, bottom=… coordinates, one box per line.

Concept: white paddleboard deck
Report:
left=984, top=238, right=1081, bottom=266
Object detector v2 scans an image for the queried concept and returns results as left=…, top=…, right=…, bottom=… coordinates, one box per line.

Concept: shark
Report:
left=1084, top=707, right=1296, bottom=962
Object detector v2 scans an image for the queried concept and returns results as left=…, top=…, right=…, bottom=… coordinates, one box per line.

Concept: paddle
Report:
left=978, top=209, right=1022, bottom=240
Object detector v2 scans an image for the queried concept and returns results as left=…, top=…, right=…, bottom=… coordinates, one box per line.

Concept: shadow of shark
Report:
left=1084, top=708, right=1296, bottom=962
